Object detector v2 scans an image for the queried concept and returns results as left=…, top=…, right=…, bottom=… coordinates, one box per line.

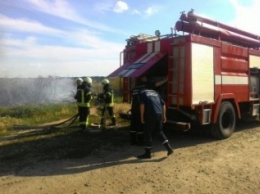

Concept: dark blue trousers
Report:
left=143, top=114, right=168, bottom=148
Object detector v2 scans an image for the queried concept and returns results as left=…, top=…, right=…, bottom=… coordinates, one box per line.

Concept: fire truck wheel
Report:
left=212, top=101, right=236, bottom=139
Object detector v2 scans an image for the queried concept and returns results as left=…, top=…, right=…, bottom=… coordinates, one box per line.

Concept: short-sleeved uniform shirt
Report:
left=131, top=81, right=156, bottom=112
left=140, top=89, right=165, bottom=120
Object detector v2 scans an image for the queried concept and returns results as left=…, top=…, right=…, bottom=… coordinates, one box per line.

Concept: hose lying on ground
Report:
left=12, top=114, right=79, bottom=130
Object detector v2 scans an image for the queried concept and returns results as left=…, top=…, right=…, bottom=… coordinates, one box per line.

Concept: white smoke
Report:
left=0, top=77, right=76, bottom=106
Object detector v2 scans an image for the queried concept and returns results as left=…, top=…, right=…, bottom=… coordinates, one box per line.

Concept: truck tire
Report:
left=211, top=101, right=236, bottom=139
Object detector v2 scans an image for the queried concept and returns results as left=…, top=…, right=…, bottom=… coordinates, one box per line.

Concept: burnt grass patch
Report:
left=0, top=125, right=130, bottom=173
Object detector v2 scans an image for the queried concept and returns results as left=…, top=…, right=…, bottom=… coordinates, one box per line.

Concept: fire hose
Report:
left=12, top=114, right=79, bottom=130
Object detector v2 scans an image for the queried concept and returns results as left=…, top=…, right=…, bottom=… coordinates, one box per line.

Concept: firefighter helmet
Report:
left=76, top=77, right=83, bottom=84
left=101, top=78, right=110, bottom=85
left=83, top=77, right=92, bottom=85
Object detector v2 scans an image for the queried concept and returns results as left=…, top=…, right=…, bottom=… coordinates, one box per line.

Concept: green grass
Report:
left=0, top=103, right=77, bottom=120
left=0, top=103, right=78, bottom=135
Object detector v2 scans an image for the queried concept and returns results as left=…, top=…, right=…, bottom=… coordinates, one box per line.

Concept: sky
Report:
left=0, top=0, right=260, bottom=78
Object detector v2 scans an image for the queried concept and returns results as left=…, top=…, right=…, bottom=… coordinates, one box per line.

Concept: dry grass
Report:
left=114, top=103, right=131, bottom=114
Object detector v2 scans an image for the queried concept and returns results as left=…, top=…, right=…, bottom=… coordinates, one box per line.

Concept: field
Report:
left=0, top=107, right=260, bottom=194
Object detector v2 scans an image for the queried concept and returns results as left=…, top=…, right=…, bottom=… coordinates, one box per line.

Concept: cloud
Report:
left=2, top=30, right=123, bottom=59
left=0, top=14, right=62, bottom=34
left=228, top=0, right=260, bottom=34
left=113, top=1, right=129, bottom=13
left=0, top=27, right=124, bottom=77
left=29, top=62, right=42, bottom=68
left=132, top=9, right=141, bottom=15
left=130, top=5, right=160, bottom=17
left=144, top=6, right=159, bottom=17
left=24, top=0, right=119, bottom=33
left=0, top=0, right=127, bottom=78
left=26, top=0, right=79, bottom=21
left=93, top=0, right=114, bottom=12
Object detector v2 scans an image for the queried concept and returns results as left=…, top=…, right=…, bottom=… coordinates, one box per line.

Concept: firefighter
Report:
left=137, top=83, right=173, bottom=159
left=99, top=78, right=117, bottom=126
left=130, top=76, right=168, bottom=145
left=74, top=76, right=93, bottom=131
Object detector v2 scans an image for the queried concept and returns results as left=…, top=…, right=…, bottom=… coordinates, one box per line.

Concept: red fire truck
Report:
left=109, top=9, right=260, bottom=139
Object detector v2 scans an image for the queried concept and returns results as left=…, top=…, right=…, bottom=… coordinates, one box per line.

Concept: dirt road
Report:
left=0, top=122, right=260, bottom=194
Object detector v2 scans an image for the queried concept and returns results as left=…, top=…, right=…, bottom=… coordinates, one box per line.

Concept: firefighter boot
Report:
left=163, top=142, right=174, bottom=156
left=137, top=148, right=151, bottom=159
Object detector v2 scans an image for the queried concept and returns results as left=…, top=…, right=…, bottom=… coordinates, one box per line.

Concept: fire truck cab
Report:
left=109, top=10, right=260, bottom=139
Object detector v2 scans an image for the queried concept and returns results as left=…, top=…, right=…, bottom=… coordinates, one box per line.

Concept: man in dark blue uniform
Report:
left=130, top=76, right=167, bottom=145
left=137, top=87, right=173, bottom=159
